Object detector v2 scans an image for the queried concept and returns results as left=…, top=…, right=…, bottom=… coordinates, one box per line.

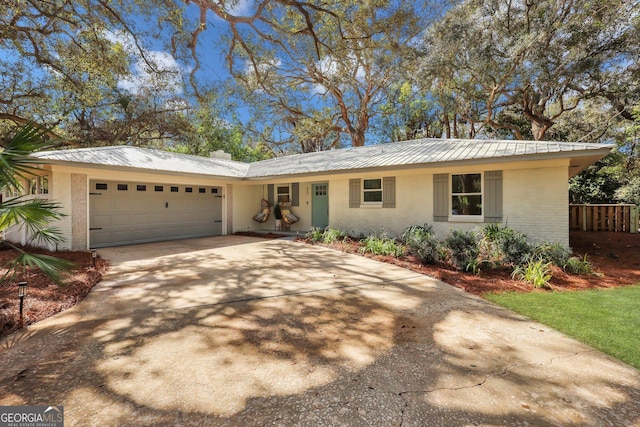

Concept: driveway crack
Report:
left=397, top=350, right=595, bottom=396
left=398, top=398, right=408, bottom=427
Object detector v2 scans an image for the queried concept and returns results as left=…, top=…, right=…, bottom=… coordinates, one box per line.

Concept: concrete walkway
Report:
left=1, top=236, right=639, bottom=426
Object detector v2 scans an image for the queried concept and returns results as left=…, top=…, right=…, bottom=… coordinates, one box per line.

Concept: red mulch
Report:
left=0, top=245, right=108, bottom=337
left=304, top=231, right=640, bottom=296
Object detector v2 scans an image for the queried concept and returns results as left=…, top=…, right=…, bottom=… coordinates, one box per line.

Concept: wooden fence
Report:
left=570, top=204, right=639, bottom=233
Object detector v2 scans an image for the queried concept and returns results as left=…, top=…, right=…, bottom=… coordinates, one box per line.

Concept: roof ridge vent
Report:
left=210, top=150, right=232, bottom=160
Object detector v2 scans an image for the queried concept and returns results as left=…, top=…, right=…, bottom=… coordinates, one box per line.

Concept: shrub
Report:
left=306, top=226, right=347, bottom=244
left=496, top=231, right=533, bottom=267
left=511, top=259, right=553, bottom=288
left=401, top=224, right=434, bottom=243
left=534, top=242, right=571, bottom=268
left=306, top=227, right=324, bottom=242
left=564, top=254, right=593, bottom=274
left=360, top=233, right=404, bottom=257
left=322, top=227, right=347, bottom=244
left=475, top=224, right=532, bottom=268
left=466, top=257, right=483, bottom=275
left=402, top=224, right=441, bottom=264
left=475, top=224, right=505, bottom=268
left=479, top=222, right=505, bottom=242
left=443, top=230, right=479, bottom=271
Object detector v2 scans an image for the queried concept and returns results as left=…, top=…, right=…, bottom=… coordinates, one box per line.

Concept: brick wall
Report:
left=52, top=170, right=73, bottom=250
left=503, top=166, right=568, bottom=245
left=331, top=174, right=432, bottom=238
left=70, top=173, right=87, bottom=250
left=328, top=165, right=569, bottom=246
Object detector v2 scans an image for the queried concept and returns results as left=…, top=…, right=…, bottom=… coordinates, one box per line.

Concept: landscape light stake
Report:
left=91, top=248, right=97, bottom=267
left=18, top=282, right=27, bottom=327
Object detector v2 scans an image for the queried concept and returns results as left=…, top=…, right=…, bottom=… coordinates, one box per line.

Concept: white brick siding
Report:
left=502, top=166, right=569, bottom=246
left=331, top=175, right=432, bottom=238
left=70, top=173, right=88, bottom=250
left=233, top=185, right=264, bottom=233
left=52, top=171, right=73, bottom=250
left=327, top=164, right=570, bottom=246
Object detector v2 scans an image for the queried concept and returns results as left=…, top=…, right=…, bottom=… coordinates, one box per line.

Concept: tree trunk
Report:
left=443, top=113, right=451, bottom=139
left=351, top=129, right=366, bottom=147
left=453, top=113, right=459, bottom=139
left=531, top=120, right=549, bottom=141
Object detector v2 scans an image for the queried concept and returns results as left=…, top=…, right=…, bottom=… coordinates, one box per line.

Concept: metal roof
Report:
left=244, top=138, right=614, bottom=178
left=32, top=138, right=614, bottom=180
left=33, top=146, right=250, bottom=178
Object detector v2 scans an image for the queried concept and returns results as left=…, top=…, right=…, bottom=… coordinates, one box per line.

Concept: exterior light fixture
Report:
left=18, top=282, right=27, bottom=327
left=91, top=248, right=97, bottom=267
left=18, top=281, right=27, bottom=297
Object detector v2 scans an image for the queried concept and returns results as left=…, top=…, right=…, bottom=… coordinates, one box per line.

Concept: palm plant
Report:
left=1, top=124, right=73, bottom=282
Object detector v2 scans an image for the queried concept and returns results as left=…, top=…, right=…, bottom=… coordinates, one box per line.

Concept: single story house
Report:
left=4, top=138, right=613, bottom=250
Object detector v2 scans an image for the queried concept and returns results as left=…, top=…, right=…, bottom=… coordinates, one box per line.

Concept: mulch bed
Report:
left=0, top=245, right=108, bottom=337
left=303, top=231, right=640, bottom=296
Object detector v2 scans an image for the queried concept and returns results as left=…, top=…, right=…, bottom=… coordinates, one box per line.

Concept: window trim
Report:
left=361, top=178, right=383, bottom=206
left=38, top=175, right=49, bottom=194
left=314, top=184, right=327, bottom=196
left=449, top=172, right=484, bottom=222
left=276, top=184, right=291, bottom=204
left=29, top=177, right=37, bottom=195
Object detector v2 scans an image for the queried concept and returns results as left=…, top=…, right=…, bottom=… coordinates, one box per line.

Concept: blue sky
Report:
left=115, top=5, right=232, bottom=93
left=122, top=2, right=258, bottom=123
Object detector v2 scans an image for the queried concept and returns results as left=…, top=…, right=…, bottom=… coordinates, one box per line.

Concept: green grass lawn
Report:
left=485, top=285, right=640, bottom=370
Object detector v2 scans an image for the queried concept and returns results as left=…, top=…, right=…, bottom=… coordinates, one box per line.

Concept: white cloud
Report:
left=311, top=54, right=365, bottom=94
left=221, top=0, right=254, bottom=17
left=317, top=56, right=338, bottom=77
left=118, top=51, right=183, bottom=95
left=243, top=57, right=282, bottom=75
left=104, top=30, right=184, bottom=95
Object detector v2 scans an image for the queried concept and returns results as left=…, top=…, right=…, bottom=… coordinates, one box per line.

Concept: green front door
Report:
left=312, top=183, right=329, bottom=229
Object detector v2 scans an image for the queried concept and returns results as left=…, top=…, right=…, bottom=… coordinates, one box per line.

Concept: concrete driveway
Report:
left=1, top=236, right=639, bottom=426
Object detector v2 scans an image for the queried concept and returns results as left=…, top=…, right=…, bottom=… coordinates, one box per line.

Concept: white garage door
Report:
left=89, top=180, right=223, bottom=247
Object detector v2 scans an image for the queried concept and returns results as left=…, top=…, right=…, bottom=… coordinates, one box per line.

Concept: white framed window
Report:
left=450, top=173, right=482, bottom=219
left=38, top=175, right=49, bottom=194
left=314, top=184, right=327, bottom=196
left=350, top=177, right=395, bottom=209
left=29, top=177, right=37, bottom=195
left=362, top=178, right=383, bottom=204
left=277, top=185, right=291, bottom=203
